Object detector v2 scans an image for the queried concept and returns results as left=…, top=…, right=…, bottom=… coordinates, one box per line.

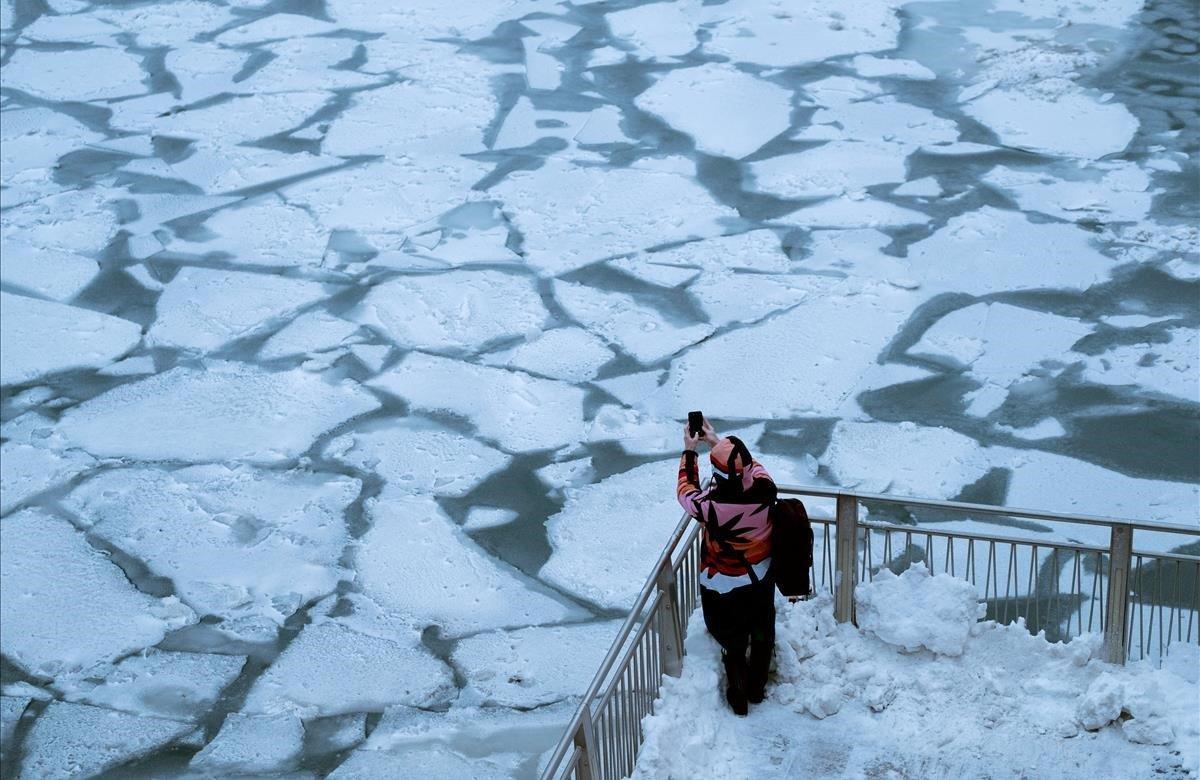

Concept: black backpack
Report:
left=770, top=498, right=814, bottom=599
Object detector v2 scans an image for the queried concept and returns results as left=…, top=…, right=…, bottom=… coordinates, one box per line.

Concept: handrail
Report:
left=540, top=483, right=1199, bottom=780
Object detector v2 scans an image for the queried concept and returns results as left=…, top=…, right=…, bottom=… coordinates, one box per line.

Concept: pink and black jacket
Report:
left=677, top=450, right=777, bottom=594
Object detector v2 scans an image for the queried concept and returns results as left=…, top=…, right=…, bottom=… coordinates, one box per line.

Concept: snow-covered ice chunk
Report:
left=535, top=457, right=595, bottom=491
left=554, top=279, right=713, bottom=365
left=702, top=0, right=900, bottom=67
left=161, top=143, right=343, bottom=197
left=777, top=196, right=931, bottom=229
left=1081, top=328, right=1198, bottom=403
left=65, top=465, right=358, bottom=626
left=822, top=421, right=991, bottom=499
left=996, top=418, right=1067, bottom=440
left=904, top=207, right=1114, bottom=294
left=0, top=293, right=140, bottom=386
left=0, top=696, right=29, bottom=758
left=463, top=507, right=520, bottom=532
left=610, top=255, right=700, bottom=288
left=541, top=460, right=683, bottom=609
left=0, top=509, right=194, bottom=680
left=908, top=302, right=1092, bottom=389
left=350, top=344, right=391, bottom=374
left=852, top=55, right=936, bottom=80
left=635, top=64, right=793, bottom=159
left=243, top=620, right=454, bottom=716
left=356, top=494, right=582, bottom=637
left=58, top=362, right=379, bottom=463
left=0, top=241, right=97, bottom=302
left=405, top=225, right=521, bottom=267
left=481, top=327, right=614, bottom=382
left=492, top=157, right=738, bottom=276
left=324, top=416, right=510, bottom=498
left=2, top=47, right=145, bottom=101
left=522, top=20, right=577, bottom=90
left=97, top=354, right=155, bottom=377
left=71, top=651, right=245, bottom=722
left=20, top=701, right=193, bottom=778
left=749, top=142, right=907, bottom=199
left=452, top=620, right=623, bottom=707
left=259, top=310, right=360, bottom=361
left=857, top=563, right=985, bottom=655
left=331, top=742, right=520, bottom=779
left=369, top=353, right=585, bottom=453
left=963, top=82, right=1138, bottom=160
left=0, top=441, right=94, bottom=515
left=148, top=267, right=331, bottom=353
left=606, top=2, right=697, bottom=60
left=353, top=270, right=546, bottom=353
left=644, top=279, right=918, bottom=418
left=0, top=106, right=104, bottom=178
left=586, top=405, right=681, bottom=456
left=189, top=197, right=330, bottom=267
left=991, top=0, right=1146, bottom=28
left=894, top=176, right=943, bottom=197
left=644, top=229, right=791, bottom=273
left=984, top=163, right=1153, bottom=223
left=191, top=713, right=304, bottom=774
left=798, top=97, right=958, bottom=147
left=492, top=97, right=589, bottom=150
left=124, top=91, right=329, bottom=144
left=3, top=188, right=117, bottom=259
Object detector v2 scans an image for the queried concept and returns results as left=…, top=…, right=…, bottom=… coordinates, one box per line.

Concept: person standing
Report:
left=677, top=419, right=778, bottom=715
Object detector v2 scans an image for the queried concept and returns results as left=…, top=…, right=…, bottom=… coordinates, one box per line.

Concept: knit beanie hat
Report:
left=710, top=437, right=751, bottom=480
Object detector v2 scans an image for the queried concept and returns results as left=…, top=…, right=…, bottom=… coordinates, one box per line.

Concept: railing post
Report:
left=835, top=494, right=859, bottom=624
left=656, top=561, right=684, bottom=678
left=572, top=705, right=598, bottom=780
left=1104, top=524, right=1133, bottom=665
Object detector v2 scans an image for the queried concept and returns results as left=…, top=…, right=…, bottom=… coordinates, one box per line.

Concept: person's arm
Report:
left=677, top=425, right=704, bottom=518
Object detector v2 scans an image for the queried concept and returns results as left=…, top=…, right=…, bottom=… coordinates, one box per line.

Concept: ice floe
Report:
left=0, top=509, right=194, bottom=680
left=554, top=279, right=714, bottom=365
left=259, top=310, right=360, bottom=361
left=243, top=620, right=454, bottom=716
left=635, top=63, right=793, bottom=159
left=369, top=352, right=585, bottom=453
left=355, top=494, right=583, bottom=637
left=58, top=362, right=379, bottom=463
left=463, top=507, right=521, bottom=532
left=20, top=701, right=193, bottom=778
left=324, top=417, right=511, bottom=498
left=353, top=270, right=547, bottom=353
left=0, top=240, right=98, bottom=303
left=188, top=196, right=330, bottom=266
left=540, top=459, right=684, bottom=610
left=749, top=141, right=908, bottom=199
left=1081, top=328, right=1198, bottom=403
left=2, top=46, right=145, bottom=101
left=852, top=55, right=936, bottom=80
left=452, top=620, right=623, bottom=707
left=702, top=0, right=900, bottom=67
left=0, top=293, right=140, bottom=386
left=69, top=650, right=245, bottom=722
left=797, top=96, right=959, bottom=147
left=606, top=2, right=697, bottom=60
left=609, top=255, right=701, bottom=288
left=492, top=156, right=738, bottom=276
left=903, top=207, right=1115, bottom=294
left=191, top=713, right=304, bottom=774
left=127, top=92, right=331, bottom=145
left=689, top=271, right=811, bottom=328
left=3, top=189, right=117, bottom=257
left=778, top=196, right=931, bottom=229
left=148, top=267, right=331, bottom=352
left=823, top=421, right=991, bottom=498
left=893, top=176, right=944, bottom=198
left=1, top=696, right=29, bottom=758
left=481, top=327, right=615, bottom=382
left=0, top=440, right=94, bottom=515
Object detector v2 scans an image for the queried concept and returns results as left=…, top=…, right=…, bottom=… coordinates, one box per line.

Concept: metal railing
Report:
left=541, top=485, right=1199, bottom=780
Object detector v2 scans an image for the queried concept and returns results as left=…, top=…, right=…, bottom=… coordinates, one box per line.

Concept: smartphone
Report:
left=688, top=411, right=704, bottom=438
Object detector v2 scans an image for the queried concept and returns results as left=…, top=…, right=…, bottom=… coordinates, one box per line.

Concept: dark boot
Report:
left=747, top=639, right=772, bottom=704
left=722, top=652, right=749, bottom=716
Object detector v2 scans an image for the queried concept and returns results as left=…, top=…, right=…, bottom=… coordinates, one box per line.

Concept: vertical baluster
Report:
left=1104, top=526, right=1132, bottom=664
left=1030, top=545, right=1039, bottom=633
left=1070, top=551, right=1081, bottom=637
left=926, top=532, right=934, bottom=571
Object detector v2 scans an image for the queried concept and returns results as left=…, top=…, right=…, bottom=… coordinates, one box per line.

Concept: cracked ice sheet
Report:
left=748, top=142, right=908, bottom=199
left=1, top=241, right=99, bottom=301
left=1082, top=328, right=1199, bottom=403
left=689, top=271, right=813, bottom=329
left=67, top=651, right=245, bottom=723
left=492, top=156, right=739, bottom=276
left=642, top=229, right=792, bottom=273
left=0, top=441, right=94, bottom=515
left=66, top=465, right=358, bottom=629
left=984, top=163, right=1154, bottom=224
left=2, top=188, right=118, bottom=256
left=356, top=494, right=583, bottom=637
left=606, top=1, right=697, bottom=59
left=852, top=55, right=936, bottom=80
left=796, top=96, right=959, bottom=147
left=823, top=421, right=993, bottom=499
left=481, top=327, right=614, bottom=383
left=243, top=619, right=454, bottom=717
left=20, top=701, right=193, bottom=779
left=0, top=293, right=141, bottom=387
left=903, top=206, right=1115, bottom=295
left=353, top=270, right=547, bottom=354
left=908, top=302, right=1093, bottom=390
left=148, top=267, right=332, bottom=353
left=643, top=279, right=920, bottom=419
left=260, top=310, right=360, bottom=360
left=701, top=0, right=901, bottom=67
left=187, top=197, right=330, bottom=267
left=369, top=353, right=585, bottom=453
left=115, top=92, right=330, bottom=143
left=191, top=713, right=304, bottom=775
left=554, top=280, right=714, bottom=365
left=154, top=143, right=346, bottom=196
left=776, top=196, right=931, bottom=230
left=0, top=509, right=195, bottom=681
left=634, top=63, right=793, bottom=159
left=1, top=106, right=104, bottom=179
left=540, top=459, right=685, bottom=610
left=452, top=620, right=623, bottom=708
left=324, top=417, right=511, bottom=498
left=57, top=362, right=379, bottom=463
left=963, top=81, right=1138, bottom=160
left=2, top=46, right=145, bottom=101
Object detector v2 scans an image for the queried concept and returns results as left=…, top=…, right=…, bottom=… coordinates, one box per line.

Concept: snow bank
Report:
left=856, top=564, right=985, bottom=656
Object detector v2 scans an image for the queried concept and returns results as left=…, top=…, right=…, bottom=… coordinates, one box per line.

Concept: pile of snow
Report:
left=634, top=573, right=1199, bottom=779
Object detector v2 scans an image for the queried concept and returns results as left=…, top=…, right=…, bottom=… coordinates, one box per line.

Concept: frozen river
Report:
left=0, top=0, right=1197, bottom=776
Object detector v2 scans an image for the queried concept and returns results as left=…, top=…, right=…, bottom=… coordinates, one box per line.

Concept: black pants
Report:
left=700, top=576, right=776, bottom=660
